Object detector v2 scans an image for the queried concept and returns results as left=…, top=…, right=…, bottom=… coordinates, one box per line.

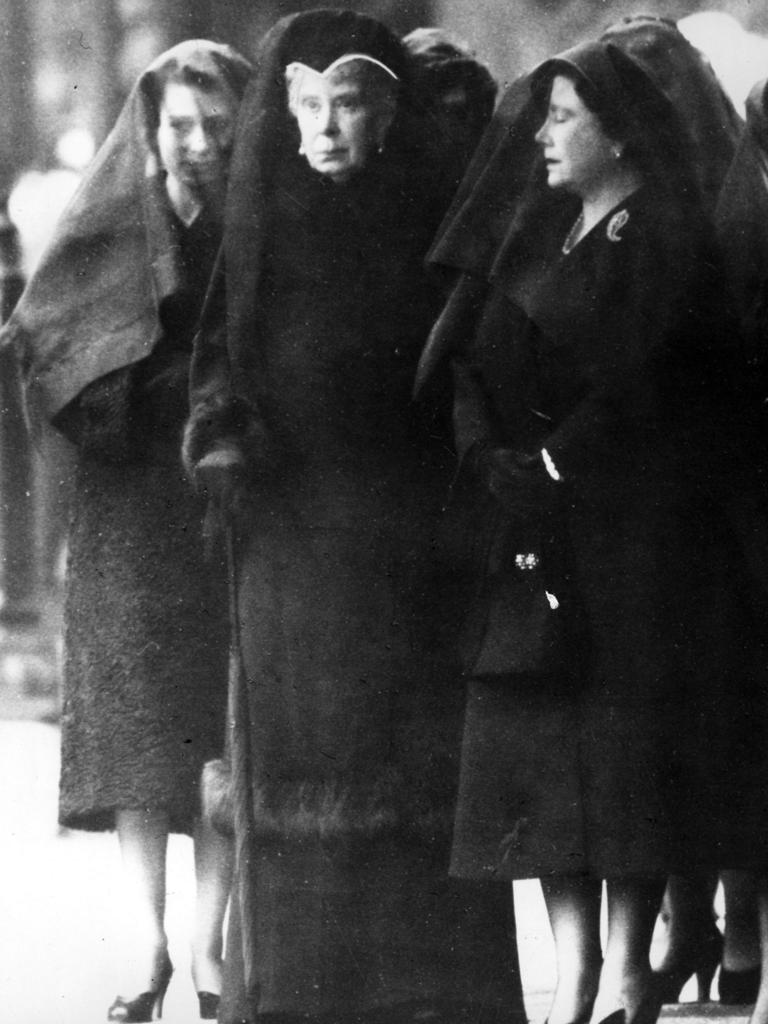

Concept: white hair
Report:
left=285, top=57, right=398, bottom=119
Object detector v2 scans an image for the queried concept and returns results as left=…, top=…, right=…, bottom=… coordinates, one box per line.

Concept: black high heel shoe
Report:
left=545, top=1007, right=594, bottom=1024
left=718, top=964, right=761, bottom=1005
left=106, top=954, right=173, bottom=1022
left=197, top=991, right=221, bottom=1020
left=653, top=924, right=722, bottom=1003
left=590, top=984, right=663, bottom=1024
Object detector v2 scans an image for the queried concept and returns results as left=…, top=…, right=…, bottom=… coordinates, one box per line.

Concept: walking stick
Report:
left=224, top=519, right=259, bottom=1008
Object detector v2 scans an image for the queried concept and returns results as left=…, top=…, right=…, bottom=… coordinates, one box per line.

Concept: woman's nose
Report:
left=186, top=124, right=211, bottom=155
left=317, top=105, right=339, bottom=135
left=534, top=119, right=549, bottom=146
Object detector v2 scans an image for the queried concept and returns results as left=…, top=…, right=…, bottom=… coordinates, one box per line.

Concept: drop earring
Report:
left=612, top=146, right=622, bottom=160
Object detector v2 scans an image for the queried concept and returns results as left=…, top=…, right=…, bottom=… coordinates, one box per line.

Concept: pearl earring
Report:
left=613, top=146, right=622, bottom=160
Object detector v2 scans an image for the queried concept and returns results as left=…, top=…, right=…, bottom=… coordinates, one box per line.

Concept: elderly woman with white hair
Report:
left=183, top=9, right=525, bottom=1024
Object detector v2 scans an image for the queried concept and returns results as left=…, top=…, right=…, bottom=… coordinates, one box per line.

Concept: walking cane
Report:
left=224, top=517, right=260, bottom=1011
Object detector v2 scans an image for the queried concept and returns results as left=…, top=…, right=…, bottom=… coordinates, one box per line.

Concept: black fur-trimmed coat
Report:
left=185, top=148, right=526, bottom=1019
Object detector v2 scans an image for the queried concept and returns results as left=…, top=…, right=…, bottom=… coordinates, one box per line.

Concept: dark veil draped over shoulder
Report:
left=415, top=33, right=710, bottom=390
left=0, top=40, right=252, bottom=437
left=600, top=15, right=743, bottom=213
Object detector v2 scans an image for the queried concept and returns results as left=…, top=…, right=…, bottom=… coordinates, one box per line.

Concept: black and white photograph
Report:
left=1, top=2, right=768, bottom=1023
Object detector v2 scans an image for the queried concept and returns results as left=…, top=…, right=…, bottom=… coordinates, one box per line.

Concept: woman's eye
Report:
left=205, top=116, right=229, bottom=136
left=301, top=99, right=321, bottom=114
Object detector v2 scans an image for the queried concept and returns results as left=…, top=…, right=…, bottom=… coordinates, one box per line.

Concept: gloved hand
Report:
left=183, top=393, right=273, bottom=483
left=195, top=442, right=256, bottom=545
left=195, top=443, right=247, bottom=510
left=473, top=443, right=560, bottom=519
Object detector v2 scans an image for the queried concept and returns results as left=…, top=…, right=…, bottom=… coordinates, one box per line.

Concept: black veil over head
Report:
left=1, top=40, right=253, bottom=436
left=416, top=38, right=701, bottom=389
left=429, top=37, right=704, bottom=283
left=530, top=39, right=699, bottom=208
left=425, top=15, right=740, bottom=283
left=220, top=7, right=437, bottom=391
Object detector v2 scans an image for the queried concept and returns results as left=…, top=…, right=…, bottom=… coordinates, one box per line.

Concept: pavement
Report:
left=0, top=590, right=753, bottom=1024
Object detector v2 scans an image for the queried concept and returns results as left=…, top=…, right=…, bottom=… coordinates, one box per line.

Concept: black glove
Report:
left=183, top=393, right=273, bottom=483
left=473, top=443, right=560, bottom=519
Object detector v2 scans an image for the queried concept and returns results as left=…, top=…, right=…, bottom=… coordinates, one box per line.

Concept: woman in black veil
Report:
left=418, top=36, right=768, bottom=1024
left=1, top=40, right=253, bottom=1022
left=184, top=9, right=525, bottom=1024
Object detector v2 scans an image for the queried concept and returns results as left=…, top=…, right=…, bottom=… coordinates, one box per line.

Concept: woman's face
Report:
left=156, top=80, right=238, bottom=190
left=535, top=75, right=620, bottom=198
left=293, top=66, right=394, bottom=183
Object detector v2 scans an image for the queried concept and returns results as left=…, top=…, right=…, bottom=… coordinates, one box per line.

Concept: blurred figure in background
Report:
left=715, top=74, right=768, bottom=1022
left=1, top=40, right=252, bottom=1023
left=600, top=14, right=743, bottom=215
left=403, top=26, right=497, bottom=191
left=599, top=16, right=764, bottom=1008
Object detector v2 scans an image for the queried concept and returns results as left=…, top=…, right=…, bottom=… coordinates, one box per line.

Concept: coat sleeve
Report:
left=183, top=250, right=271, bottom=483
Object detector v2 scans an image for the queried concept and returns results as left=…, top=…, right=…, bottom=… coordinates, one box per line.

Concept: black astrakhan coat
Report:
left=447, top=185, right=768, bottom=881
left=0, top=41, right=252, bottom=834
left=59, top=212, right=229, bottom=834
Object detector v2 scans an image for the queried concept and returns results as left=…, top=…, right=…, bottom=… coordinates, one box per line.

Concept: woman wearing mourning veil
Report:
left=417, top=37, right=768, bottom=1024
left=0, top=40, right=253, bottom=1022
left=183, top=9, right=525, bottom=1024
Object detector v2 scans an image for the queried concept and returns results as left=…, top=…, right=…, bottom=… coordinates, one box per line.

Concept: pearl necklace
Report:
left=561, top=210, right=584, bottom=254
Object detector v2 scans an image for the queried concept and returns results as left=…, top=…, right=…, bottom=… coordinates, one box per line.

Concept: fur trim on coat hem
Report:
left=200, top=758, right=453, bottom=842
left=201, top=758, right=235, bottom=836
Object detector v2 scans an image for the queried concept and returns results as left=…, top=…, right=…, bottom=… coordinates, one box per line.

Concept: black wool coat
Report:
left=447, top=186, right=768, bottom=881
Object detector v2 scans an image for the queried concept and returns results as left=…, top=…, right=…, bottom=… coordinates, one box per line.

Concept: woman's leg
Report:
left=115, top=807, right=170, bottom=991
left=652, top=872, right=721, bottom=1001
left=722, top=870, right=760, bottom=972
left=540, top=874, right=603, bottom=1024
left=591, top=877, right=665, bottom=1024
left=191, top=815, right=234, bottom=995
left=746, top=876, right=768, bottom=1024
left=653, top=873, right=718, bottom=970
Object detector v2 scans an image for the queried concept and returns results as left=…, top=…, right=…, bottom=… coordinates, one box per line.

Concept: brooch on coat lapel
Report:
left=606, top=209, right=629, bottom=242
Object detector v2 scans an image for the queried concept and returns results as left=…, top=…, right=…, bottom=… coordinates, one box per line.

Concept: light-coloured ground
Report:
left=0, top=701, right=734, bottom=1024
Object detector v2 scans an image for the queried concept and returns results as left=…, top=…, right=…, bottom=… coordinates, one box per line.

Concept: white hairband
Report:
left=285, top=53, right=399, bottom=81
